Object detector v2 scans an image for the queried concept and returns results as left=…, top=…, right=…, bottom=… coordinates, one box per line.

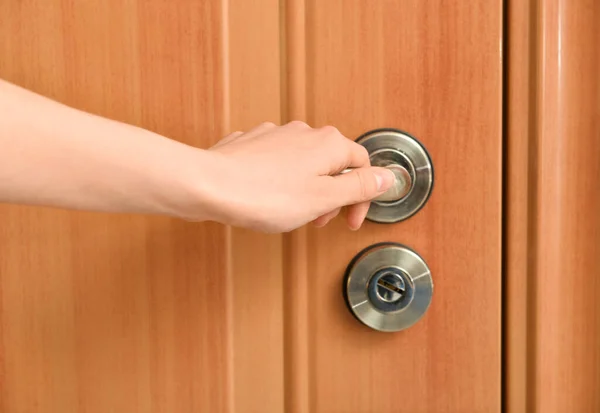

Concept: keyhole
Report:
left=375, top=272, right=406, bottom=303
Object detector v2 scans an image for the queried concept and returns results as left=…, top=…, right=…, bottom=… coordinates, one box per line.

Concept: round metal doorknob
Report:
left=355, top=129, right=434, bottom=223
left=343, top=243, right=433, bottom=332
left=341, top=163, right=412, bottom=202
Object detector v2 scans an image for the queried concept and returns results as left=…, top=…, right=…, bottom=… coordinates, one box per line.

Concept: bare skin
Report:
left=0, top=79, right=394, bottom=233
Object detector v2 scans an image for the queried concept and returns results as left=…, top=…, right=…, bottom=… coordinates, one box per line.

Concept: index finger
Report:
left=347, top=140, right=371, bottom=168
left=327, top=137, right=370, bottom=175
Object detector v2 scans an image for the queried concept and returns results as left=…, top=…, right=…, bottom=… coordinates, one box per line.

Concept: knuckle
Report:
left=354, top=171, right=369, bottom=201
left=322, top=126, right=345, bottom=142
left=288, top=120, right=308, bottom=129
left=261, top=121, right=276, bottom=128
left=319, top=125, right=340, bottom=135
left=325, top=130, right=344, bottom=145
left=355, top=144, right=369, bottom=161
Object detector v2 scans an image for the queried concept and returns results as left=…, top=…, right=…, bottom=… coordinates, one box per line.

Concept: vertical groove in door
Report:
left=281, top=1, right=311, bottom=412
left=526, top=4, right=541, bottom=413
left=505, top=1, right=544, bottom=411
left=505, top=0, right=600, bottom=412
left=504, top=1, right=538, bottom=412
left=501, top=0, right=508, bottom=409
left=227, top=1, right=285, bottom=412
left=220, top=0, right=235, bottom=411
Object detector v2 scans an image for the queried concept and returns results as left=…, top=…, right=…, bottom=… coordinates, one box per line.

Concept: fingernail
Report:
left=374, top=168, right=395, bottom=191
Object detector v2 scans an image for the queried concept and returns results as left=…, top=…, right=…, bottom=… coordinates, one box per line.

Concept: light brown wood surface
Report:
left=228, top=1, right=285, bottom=411
left=0, top=1, right=283, bottom=412
left=505, top=1, right=600, bottom=412
left=281, top=1, right=502, bottom=412
left=0, top=1, right=503, bottom=412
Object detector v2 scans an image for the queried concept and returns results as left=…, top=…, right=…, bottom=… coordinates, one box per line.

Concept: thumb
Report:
left=333, top=167, right=395, bottom=205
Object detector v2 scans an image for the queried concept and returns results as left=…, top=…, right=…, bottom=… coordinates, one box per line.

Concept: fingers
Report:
left=312, top=207, right=341, bottom=228
left=237, top=121, right=308, bottom=143
left=213, top=122, right=278, bottom=149
left=282, top=120, right=311, bottom=131
left=312, top=203, right=370, bottom=231
left=237, top=121, right=277, bottom=140
left=346, top=141, right=370, bottom=168
left=315, top=126, right=370, bottom=173
left=329, top=166, right=395, bottom=205
left=345, top=202, right=371, bottom=230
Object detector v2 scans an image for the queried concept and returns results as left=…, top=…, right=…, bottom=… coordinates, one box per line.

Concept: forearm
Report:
left=0, top=79, right=214, bottom=219
left=0, top=80, right=394, bottom=232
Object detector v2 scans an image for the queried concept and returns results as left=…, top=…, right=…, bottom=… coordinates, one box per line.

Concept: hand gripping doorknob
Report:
left=344, top=129, right=434, bottom=223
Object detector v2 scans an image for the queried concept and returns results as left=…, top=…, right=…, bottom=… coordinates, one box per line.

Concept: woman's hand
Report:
left=0, top=79, right=393, bottom=233
left=200, top=121, right=395, bottom=233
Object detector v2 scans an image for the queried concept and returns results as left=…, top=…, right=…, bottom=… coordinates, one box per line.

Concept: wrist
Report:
left=114, top=125, right=226, bottom=223
left=172, top=148, right=231, bottom=224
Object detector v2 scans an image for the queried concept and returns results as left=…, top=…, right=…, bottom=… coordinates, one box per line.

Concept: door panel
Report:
left=0, top=1, right=502, bottom=412
left=283, top=1, right=502, bottom=412
left=0, top=2, right=236, bottom=412
left=228, top=1, right=284, bottom=411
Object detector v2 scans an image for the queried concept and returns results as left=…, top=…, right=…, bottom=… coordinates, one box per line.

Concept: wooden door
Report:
left=0, top=1, right=502, bottom=412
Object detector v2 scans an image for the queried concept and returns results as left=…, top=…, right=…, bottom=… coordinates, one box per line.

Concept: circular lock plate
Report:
left=343, top=243, right=433, bottom=332
left=356, top=129, right=434, bottom=223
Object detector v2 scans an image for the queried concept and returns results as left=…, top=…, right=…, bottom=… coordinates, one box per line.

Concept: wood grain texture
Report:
left=228, top=0, right=285, bottom=411
left=0, top=1, right=280, bottom=412
left=0, top=1, right=504, bottom=412
left=282, top=1, right=310, bottom=412
left=506, top=1, right=600, bottom=412
left=505, top=1, right=534, bottom=411
left=283, top=1, right=503, bottom=412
